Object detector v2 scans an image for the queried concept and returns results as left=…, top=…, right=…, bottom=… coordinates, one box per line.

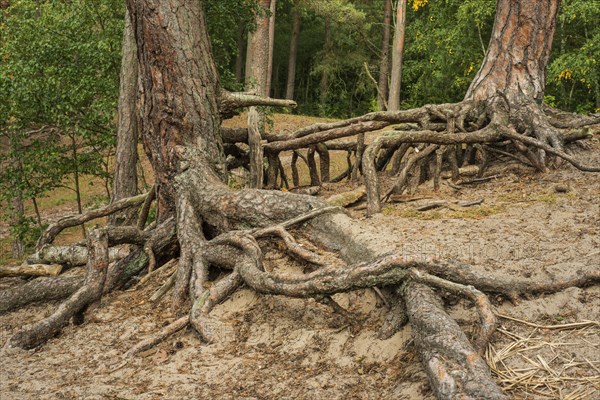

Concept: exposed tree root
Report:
left=126, top=316, right=189, bottom=357
left=28, top=244, right=130, bottom=267
left=0, top=275, right=83, bottom=314
left=6, top=228, right=109, bottom=349
left=36, top=192, right=149, bottom=250
left=190, top=271, right=242, bottom=343
left=4, top=97, right=599, bottom=399
left=403, top=281, right=507, bottom=399
left=121, top=207, right=595, bottom=398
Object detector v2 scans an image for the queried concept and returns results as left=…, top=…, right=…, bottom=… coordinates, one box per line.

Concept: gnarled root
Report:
left=403, top=282, right=507, bottom=399
left=361, top=98, right=600, bottom=216
left=6, top=228, right=109, bottom=349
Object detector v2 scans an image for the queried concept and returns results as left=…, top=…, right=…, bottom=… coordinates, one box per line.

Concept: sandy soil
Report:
left=0, top=126, right=599, bottom=399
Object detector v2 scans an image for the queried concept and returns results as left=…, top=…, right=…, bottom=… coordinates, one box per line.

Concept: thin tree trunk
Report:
left=235, top=21, right=245, bottom=84
left=319, top=16, right=331, bottom=108
left=245, top=0, right=272, bottom=189
left=110, top=8, right=139, bottom=226
left=69, top=133, right=86, bottom=239
left=388, top=0, right=407, bottom=111
left=11, top=189, right=25, bottom=259
left=285, top=0, right=301, bottom=100
left=266, top=0, right=276, bottom=96
left=377, top=0, right=392, bottom=111
left=31, top=197, right=42, bottom=229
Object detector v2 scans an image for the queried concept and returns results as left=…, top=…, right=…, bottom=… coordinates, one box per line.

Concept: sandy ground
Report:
left=0, top=130, right=599, bottom=399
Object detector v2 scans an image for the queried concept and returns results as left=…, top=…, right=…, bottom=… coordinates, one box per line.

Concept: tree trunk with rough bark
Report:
left=110, top=8, right=139, bottom=226
left=10, top=187, right=25, bottom=259
left=245, top=0, right=271, bottom=189
left=377, top=0, right=392, bottom=111
left=388, top=0, right=407, bottom=111
left=266, top=0, right=276, bottom=97
left=465, top=0, right=558, bottom=104
left=285, top=0, right=301, bottom=100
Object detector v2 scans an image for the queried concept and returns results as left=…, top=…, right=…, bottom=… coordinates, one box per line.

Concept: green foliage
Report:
left=546, top=0, right=600, bottom=113
left=259, top=0, right=599, bottom=117
left=401, top=0, right=496, bottom=107
left=204, top=0, right=262, bottom=91
left=10, top=215, right=46, bottom=251
left=0, top=0, right=123, bottom=239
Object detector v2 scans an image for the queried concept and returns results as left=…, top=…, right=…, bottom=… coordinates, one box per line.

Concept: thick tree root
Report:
left=28, top=244, right=130, bottom=267
left=0, top=275, right=83, bottom=314
left=406, top=268, right=496, bottom=354
left=6, top=228, right=109, bottom=349
left=403, top=281, right=507, bottom=399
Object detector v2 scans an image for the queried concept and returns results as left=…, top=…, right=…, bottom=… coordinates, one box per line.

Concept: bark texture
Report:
left=388, top=0, right=407, bottom=111
left=285, top=0, right=301, bottom=100
left=110, top=8, right=139, bottom=226
left=377, top=0, right=392, bottom=111
left=465, top=0, right=559, bottom=103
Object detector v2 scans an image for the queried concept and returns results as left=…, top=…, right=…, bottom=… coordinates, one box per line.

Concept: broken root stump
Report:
left=0, top=264, right=63, bottom=278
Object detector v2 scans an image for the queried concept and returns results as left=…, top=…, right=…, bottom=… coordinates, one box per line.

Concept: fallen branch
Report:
left=458, top=175, right=500, bottom=185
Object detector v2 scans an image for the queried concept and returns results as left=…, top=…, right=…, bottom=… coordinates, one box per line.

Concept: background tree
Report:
left=377, top=0, right=392, bottom=110
left=285, top=0, right=301, bottom=100
left=387, top=0, right=407, bottom=111
left=109, top=8, right=139, bottom=226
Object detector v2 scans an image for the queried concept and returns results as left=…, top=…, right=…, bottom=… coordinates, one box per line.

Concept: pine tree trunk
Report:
left=245, top=0, right=271, bottom=95
left=285, top=0, right=301, bottom=100
left=465, top=0, right=559, bottom=104
left=127, top=0, right=225, bottom=218
left=110, top=8, right=139, bottom=225
left=265, top=0, right=276, bottom=97
left=377, top=0, right=392, bottom=111
left=387, top=0, right=407, bottom=111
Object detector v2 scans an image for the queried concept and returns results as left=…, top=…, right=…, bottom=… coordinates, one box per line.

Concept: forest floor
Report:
left=0, top=114, right=599, bottom=399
